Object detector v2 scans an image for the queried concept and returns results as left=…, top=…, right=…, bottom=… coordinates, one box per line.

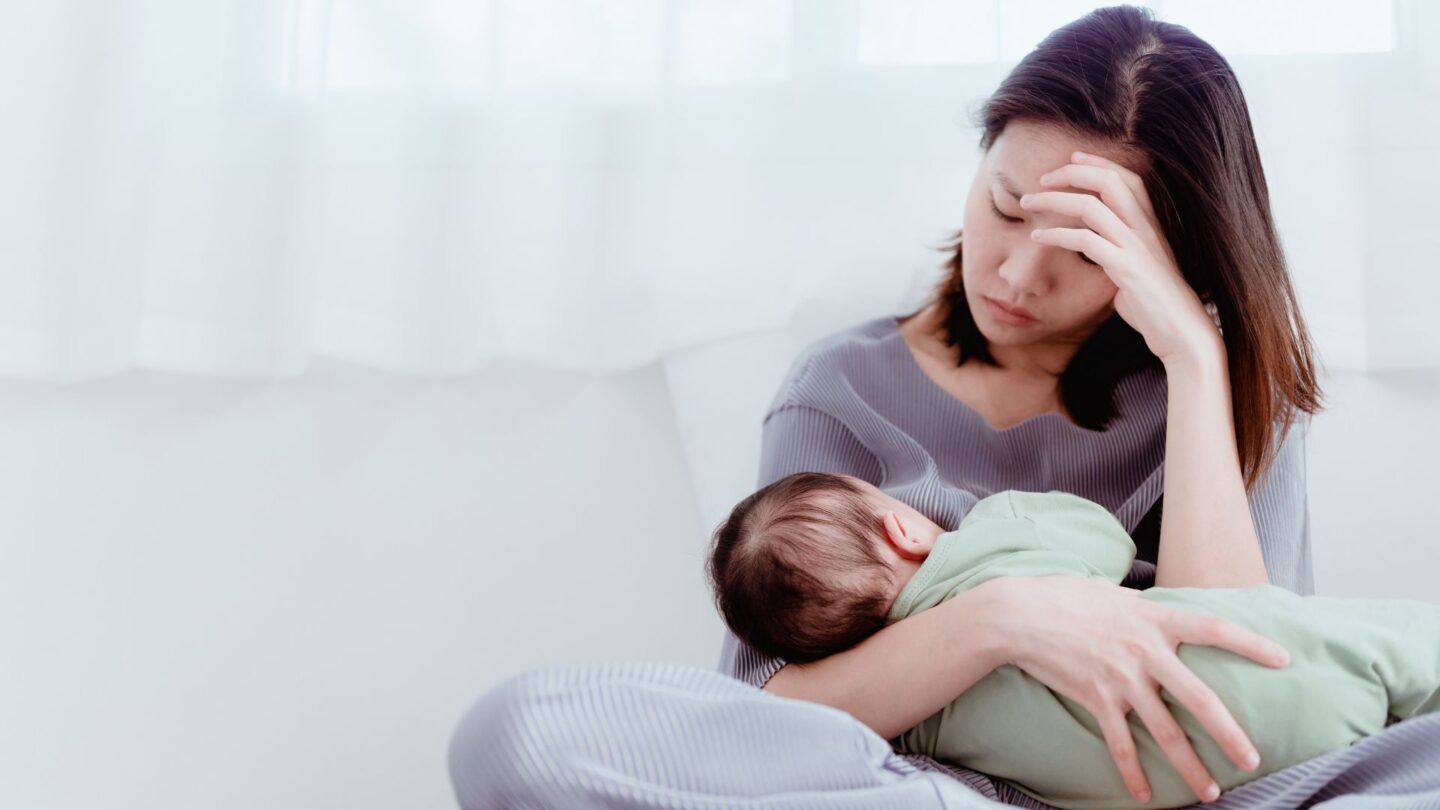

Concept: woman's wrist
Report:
left=1161, top=330, right=1225, bottom=377
left=955, top=577, right=1018, bottom=670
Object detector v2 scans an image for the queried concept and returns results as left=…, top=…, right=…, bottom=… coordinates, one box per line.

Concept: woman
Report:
left=450, top=7, right=1440, bottom=808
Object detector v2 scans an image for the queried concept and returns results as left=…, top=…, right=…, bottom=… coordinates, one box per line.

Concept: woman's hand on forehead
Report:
left=1021, top=151, right=1220, bottom=364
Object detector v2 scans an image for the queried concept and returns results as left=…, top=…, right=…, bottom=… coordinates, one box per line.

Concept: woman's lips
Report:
left=984, top=297, right=1038, bottom=326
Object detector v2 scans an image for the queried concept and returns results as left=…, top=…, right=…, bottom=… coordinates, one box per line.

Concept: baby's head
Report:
left=706, top=472, right=943, bottom=663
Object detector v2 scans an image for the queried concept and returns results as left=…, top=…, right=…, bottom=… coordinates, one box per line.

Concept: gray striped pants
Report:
left=448, top=662, right=1440, bottom=810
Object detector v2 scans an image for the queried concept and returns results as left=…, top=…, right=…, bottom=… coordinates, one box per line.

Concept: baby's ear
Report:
left=882, top=511, right=908, bottom=546
left=883, top=511, right=928, bottom=561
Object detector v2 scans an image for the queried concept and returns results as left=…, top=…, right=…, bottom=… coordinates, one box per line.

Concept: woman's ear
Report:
left=883, top=511, right=931, bottom=561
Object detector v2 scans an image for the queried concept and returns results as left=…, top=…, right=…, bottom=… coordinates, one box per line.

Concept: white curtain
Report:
left=2, top=0, right=1434, bottom=381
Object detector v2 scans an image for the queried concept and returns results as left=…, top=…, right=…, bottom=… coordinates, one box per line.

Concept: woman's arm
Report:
left=750, top=402, right=1286, bottom=804
left=1154, top=337, right=1271, bottom=589
left=1022, top=151, right=1279, bottom=590
left=764, top=582, right=1009, bottom=740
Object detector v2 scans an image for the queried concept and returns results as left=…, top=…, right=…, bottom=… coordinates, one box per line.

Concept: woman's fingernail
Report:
left=1031, top=229, right=1044, bottom=240
left=1073, top=151, right=1088, bottom=160
left=1204, top=782, right=1220, bottom=802
left=1244, top=750, right=1260, bottom=770
left=1136, top=788, right=1151, bottom=802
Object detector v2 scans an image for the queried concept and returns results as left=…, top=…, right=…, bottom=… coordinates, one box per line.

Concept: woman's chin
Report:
left=975, top=322, right=1039, bottom=348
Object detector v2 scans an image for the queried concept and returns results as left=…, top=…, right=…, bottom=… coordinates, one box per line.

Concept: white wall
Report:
left=2, top=348, right=1436, bottom=810
left=0, top=361, right=720, bottom=810
left=1305, top=369, right=1440, bottom=599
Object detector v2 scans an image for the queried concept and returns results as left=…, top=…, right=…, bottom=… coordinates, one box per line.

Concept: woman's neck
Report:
left=986, top=341, right=1075, bottom=383
left=903, top=300, right=1076, bottom=384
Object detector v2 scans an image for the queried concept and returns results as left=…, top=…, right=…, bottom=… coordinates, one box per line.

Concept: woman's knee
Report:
left=447, top=667, right=564, bottom=809
left=447, top=663, right=725, bottom=808
left=446, top=662, right=953, bottom=808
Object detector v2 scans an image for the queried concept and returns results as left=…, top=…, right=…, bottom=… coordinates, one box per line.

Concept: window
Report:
left=289, top=0, right=1400, bottom=93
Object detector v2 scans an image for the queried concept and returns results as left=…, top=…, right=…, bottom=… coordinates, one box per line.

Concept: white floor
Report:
left=0, top=358, right=1433, bottom=810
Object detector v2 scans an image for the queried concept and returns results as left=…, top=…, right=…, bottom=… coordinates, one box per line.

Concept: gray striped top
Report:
left=718, top=314, right=1314, bottom=690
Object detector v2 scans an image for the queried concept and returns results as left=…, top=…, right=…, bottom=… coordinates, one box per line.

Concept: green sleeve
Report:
left=899, top=492, right=1137, bottom=615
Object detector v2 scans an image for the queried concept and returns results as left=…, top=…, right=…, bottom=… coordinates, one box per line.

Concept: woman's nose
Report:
left=996, top=244, right=1054, bottom=297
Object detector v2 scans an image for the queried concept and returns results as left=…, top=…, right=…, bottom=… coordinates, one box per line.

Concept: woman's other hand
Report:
left=1021, top=151, right=1220, bottom=366
left=979, top=575, right=1291, bottom=804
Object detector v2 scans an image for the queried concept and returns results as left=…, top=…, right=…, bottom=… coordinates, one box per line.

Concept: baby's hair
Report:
left=706, top=472, right=897, bottom=663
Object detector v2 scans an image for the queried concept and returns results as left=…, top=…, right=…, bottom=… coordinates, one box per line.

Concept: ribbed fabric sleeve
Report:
left=1245, top=419, right=1314, bottom=595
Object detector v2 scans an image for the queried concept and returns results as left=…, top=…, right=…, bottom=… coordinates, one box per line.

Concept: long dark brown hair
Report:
left=937, top=4, right=1323, bottom=490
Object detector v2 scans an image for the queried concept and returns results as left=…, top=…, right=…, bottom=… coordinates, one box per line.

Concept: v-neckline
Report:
left=885, top=314, right=1090, bottom=436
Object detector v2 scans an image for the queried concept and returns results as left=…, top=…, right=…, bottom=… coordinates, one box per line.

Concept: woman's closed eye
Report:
left=991, top=198, right=1100, bottom=266
left=989, top=198, right=1023, bottom=224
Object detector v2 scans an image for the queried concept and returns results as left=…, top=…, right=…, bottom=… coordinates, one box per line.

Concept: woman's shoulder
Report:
left=766, top=314, right=904, bottom=415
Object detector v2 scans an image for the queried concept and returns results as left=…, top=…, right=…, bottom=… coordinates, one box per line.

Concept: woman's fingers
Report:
left=1038, top=162, right=1154, bottom=229
left=1171, top=611, right=1292, bottom=669
left=1126, top=682, right=1223, bottom=803
left=1021, top=190, right=1134, bottom=247
left=1029, top=226, right=1124, bottom=269
left=1149, top=652, right=1262, bottom=774
left=1095, top=702, right=1153, bottom=804
left=1151, top=612, right=1284, bottom=774
left=1055, top=152, right=1159, bottom=223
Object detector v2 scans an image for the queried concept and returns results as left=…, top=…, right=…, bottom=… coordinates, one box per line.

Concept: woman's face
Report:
left=961, top=120, right=1122, bottom=354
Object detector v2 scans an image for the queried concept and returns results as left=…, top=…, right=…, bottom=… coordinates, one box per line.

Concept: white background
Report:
left=3, top=2, right=1438, bottom=809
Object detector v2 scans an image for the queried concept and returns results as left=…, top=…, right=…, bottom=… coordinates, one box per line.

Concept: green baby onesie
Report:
left=887, top=490, right=1440, bottom=810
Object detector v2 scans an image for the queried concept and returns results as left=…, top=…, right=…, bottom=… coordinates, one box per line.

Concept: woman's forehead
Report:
left=986, top=121, right=1123, bottom=183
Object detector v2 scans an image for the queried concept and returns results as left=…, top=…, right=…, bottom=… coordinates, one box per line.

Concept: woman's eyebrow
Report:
left=991, top=171, right=1024, bottom=200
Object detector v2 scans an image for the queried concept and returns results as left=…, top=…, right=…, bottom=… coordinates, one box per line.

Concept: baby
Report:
left=707, top=472, right=1440, bottom=810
